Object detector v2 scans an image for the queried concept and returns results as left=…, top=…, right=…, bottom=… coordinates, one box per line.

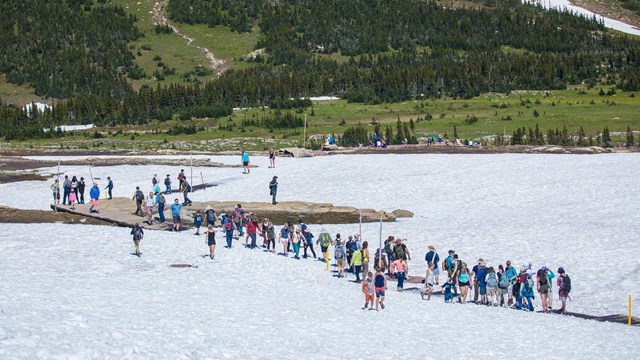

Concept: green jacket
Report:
left=351, top=250, right=363, bottom=266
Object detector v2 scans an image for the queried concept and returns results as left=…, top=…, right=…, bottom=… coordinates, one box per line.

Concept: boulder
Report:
left=392, top=209, right=414, bottom=218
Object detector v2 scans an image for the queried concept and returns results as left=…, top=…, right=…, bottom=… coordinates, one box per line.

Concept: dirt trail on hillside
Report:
left=151, top=0, right=227, bottom=74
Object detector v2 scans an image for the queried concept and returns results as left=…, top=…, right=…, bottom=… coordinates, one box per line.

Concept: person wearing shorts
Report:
left=241, top=149, right=250, bottom=174
left=205, top=225, right=216, bottom=259
left=362, top=272, right=375, bottom=310
left=171, top=199, right=182, bottom=232
left=374, top=269, right=387, bottom=311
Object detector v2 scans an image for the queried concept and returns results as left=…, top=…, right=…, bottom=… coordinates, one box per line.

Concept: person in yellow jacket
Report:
left=362, top=241, right=370, bottom=279
left=351, top=247, right=363, bottom=283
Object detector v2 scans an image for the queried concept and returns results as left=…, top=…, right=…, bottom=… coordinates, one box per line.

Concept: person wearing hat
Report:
left=557, top=267, right=571, bottom=314
left=164, top=174, right=172, bottom=194
left=505, top=260, right=518, bottom=306
left=425, top=245, right=440, bottom=285
left=89, top=182, right=100, bottom=213
left=269, top=176, right=278, bottom=205
left=445, top=250, right=456, bottom=279
left=472, top=258, right=488, bottom=304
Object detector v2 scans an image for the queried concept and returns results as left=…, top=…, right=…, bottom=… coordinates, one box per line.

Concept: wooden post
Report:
left=200, top=171, right=205, bottom=190
left=359, top=210, right=362, bottom=241
left=190, top=154, right=193, bottom=188
left=378, top=215, right=383, bottom=271
left=89, top=164, right=94, bottom=184
left=303, top=114, right=307, bottom=149
left=630, top=294, right=633, bottom=327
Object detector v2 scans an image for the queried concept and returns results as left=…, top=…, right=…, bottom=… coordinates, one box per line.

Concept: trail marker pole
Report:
left=630, top=294, right=633, bottom=327
left=303, top=114, right=307, bottom=149
left=190, top=154, right=193, bottom=188
left=378, top=215, right=383, bottom=271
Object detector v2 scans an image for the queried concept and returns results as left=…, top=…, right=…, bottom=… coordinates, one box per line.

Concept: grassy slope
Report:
left=14, top=88, right=640, bottom=151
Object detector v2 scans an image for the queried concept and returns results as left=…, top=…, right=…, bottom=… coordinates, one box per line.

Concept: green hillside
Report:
left=0, top=0, right=639, bottom=148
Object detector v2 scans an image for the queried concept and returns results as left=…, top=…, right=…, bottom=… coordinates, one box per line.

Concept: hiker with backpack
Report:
left=544, top=266, right=556, bottom=310
left=164, top=174, right=172, bottom=194
left=345, top=235, right=355, bottom=272
left=132, top=186, right=145, bottom=217
left=144, top=191, right=155, bottom=225
left=269, top=176, right=278, bottom=205
left=299, top=220, right=315, bottom=258
left=473, top=258, right=488, bottom=305
left=384, top=236, right=395, bottom=276
left=518, top=266, right=535, bottom=311
left=536, top=268, right=550, bottom=313
left=374, top=268, right=387, bottom=311
left=505, top=260, right=518, bottom=306
left=362, top=272, right=375, bottom=310
left=425, top=245, right=440, bottom=285
left=317, top=229, right=332, bottom=262
left=155, top=192, right=166, bottom=223
left=351, top=246, right=363, bottom=283
left=393, top=238, right=410, bottom=275
left=233, top=205, right=245, bottom=239
left=278, top=223, right=290, bottom=256
left=485, top=267, right=499, bottom=306
left=205, top=206, right=216, bottom=227
left=180, top=180, right=192, bottom=206
left=557, top=267, right=571, bottom=314
left=193, top=210, right=204, bottom=235
left=373, top=248, right=387, bottom=273
left=497, top=264, right=509, bottom=307
left=334, top=239, right=347, bottom=277
left=392, top=256, right=407, bottom=292
left=443, top=250, right=456, bottom=280
left=205, top=224, right=216, bottom=259
left=223, top=215, right=236, bottom=248
left=130, top=223, right=144, bottom=257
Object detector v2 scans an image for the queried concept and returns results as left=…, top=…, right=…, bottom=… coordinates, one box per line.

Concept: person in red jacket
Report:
left=245, top=212, right=262, bottom=249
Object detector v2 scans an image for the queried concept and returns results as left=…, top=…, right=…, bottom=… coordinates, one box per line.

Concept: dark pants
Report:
left=79, top=190, right=85, bottom=204
left=107, top=188, right=112, bottom=200
left=267, top=238, right=275, bottom=250
left=354, top=265, right=362, bottom=281
left=183, top=192, right=191, bottom=205
left=271, top=189, right=277, bottom=204
left=397, top=272, right=406, bottom=289
left=249, top=233, right=257, bottom=248
left=158, top=203, right=165, bottom=222
left=226, top=230, right=233, bottom=248
left=63, top=188, right=70, bottom=205
left=135, top=201, right=143, bottom=216
left=304, top=242, right=316, bottom=258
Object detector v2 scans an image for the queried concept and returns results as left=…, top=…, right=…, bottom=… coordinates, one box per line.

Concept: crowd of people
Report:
left=50, top=174, right=110, bottom=213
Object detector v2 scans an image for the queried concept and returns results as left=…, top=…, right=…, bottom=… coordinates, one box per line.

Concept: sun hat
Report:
left=428, top=245, right=436, bottom=251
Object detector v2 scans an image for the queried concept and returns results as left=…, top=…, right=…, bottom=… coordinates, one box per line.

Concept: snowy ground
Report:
left=1, top=154, right=640, bottom=316
left=0, top=223, right=638, bottom=359
left=0, top=154, right=639, bottom=357
left=525, top=0, right=640, bottom=36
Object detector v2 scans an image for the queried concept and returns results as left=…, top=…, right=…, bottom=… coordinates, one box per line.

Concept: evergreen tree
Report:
left=626, top=125, right=634, bottom=148
left=453, top=125, right=458, bottom=139
left=602, top=127, right=612, bottom=148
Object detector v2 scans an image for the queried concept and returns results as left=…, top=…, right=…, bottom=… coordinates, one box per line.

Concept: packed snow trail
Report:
left=0, top=223, right=638, bottom=359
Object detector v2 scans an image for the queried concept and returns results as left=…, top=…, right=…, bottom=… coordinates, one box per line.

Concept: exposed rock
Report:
left=279, top=148, right=315, bottom=158
left=392, top=209, right=414, bottom=218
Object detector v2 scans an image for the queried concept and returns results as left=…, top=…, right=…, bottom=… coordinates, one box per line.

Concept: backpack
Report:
left=351, top=241, right=358, bottom=251
left=320, top=233, right=331, bottom=247
left=335, top=245, right=345, bottom=260
left=486, top=273, right=498, bottom=288
left=385, top=242, right=394, bottom=256
left=525, top=274, right=534, bottom=290
left=224, top=220, right=234, bottom=231
left=562, top=275, right=572, bottom=293
left=206, top=210, right=216, bottom=224
left=394, top=244, right=405, bottom=260
left=374, top=274, right=385, bottom=288
left=498, top=272, right=509, bottom=289
left=164, top=177, right=170, bottom=186
left=152, top=178, right=157, bottom=185
left=133, top=227, right=142, bottom=240
left=186, top=184, right=192, bottom=192
left=135, top=191, right=144, bottom=202
left=442, top=259, right=448, bottom=271
left=159, top=195, right=166, bottom=204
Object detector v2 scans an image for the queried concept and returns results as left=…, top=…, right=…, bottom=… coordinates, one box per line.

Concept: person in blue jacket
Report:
left=89, top=182, right=100, bottom=213
left=241, top=149, right=250, bottom=174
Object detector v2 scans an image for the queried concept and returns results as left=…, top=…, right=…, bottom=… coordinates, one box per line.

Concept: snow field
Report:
left=1, top=153, right=639, bottom=317
left=0, top=223, right=637, bottom=359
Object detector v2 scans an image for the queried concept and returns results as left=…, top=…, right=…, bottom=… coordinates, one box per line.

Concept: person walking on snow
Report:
left=180, top=180, right=192, bottom=206
left=223, top=214, right=236, bottom=248
left=269, top=148, right=276, bottom=168
left=241, top=149, right=250, bottom=174
left=291, top=226, right=302, bottom=259
left=362, top=272, right=375, bottom=310
left=374, top=268, right=387, bottom=311
left=205, top=224, right=216, bottom=259
left=557, top=267, right=571, bottom=314
left=155, top=192, right=166, bottom=223
left=245, top=212, right=260, bottom=248
left=334, top=239, right=347, bottom=277
left=89, top=182, right=100, bottom=213
left=351, top=247, right=363, bottom=283
left=392, top=256, right=407, bottom=291
left=164, top=174, right=172, bottom=194
left=425, top=245, right=440, bottom=285
left=317, top=229, right=332, bottom=262
left=131, top=223, right=144, bottom=257
left=269, top=176, right=278, bottom=205
left=278, top=223, right=290, bottom=256
left=193, top=210, right=203, bottom=235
